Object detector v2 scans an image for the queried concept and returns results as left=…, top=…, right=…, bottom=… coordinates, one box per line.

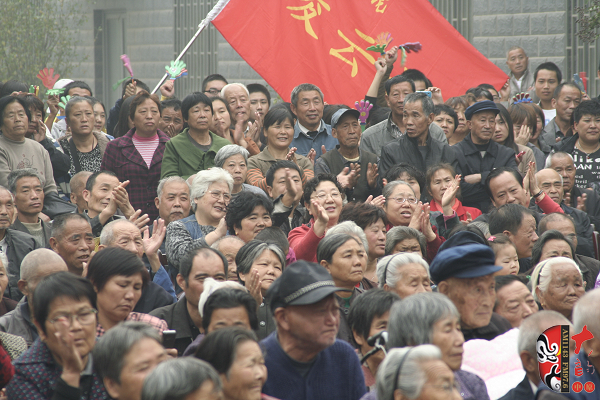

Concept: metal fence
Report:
left=173, top=0, right=219, bottom=98
left=429, top=0, right=471, bottom=41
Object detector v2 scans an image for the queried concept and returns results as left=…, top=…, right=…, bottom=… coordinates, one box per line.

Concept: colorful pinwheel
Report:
left=366, top=32, right=393, bottom=55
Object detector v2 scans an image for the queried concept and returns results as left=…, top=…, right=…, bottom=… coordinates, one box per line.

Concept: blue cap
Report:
left=464, top=100, right=499, bottom=120
left=429, top=243, right=502, bottom=283
left=331, top=108, right=360, bottom=128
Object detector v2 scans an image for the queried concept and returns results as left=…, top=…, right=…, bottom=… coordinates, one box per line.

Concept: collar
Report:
left=81, top=353, right=94, bottom=376
left=528, top=378, right=538, bottom=394
left=121, top=128, right=170, bottom=145
left=297, top=120, right=324, bottom=135
left=461, top=134, right=498, bottom=157
left=386, top=114, right=404, bottom=139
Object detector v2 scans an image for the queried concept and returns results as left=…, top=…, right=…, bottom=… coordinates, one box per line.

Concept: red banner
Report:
left=212, top=0, right=508, bottom=104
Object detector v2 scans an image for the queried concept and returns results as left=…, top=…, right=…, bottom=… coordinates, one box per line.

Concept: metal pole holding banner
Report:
left=151, top=0, right=231, bottom=94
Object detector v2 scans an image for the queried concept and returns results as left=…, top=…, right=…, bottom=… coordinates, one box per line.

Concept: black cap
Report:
left=331, top=108, right=360, bottom=128
left=429, top=243, right=502, bottom=283
left=465, top=100, right=499, bottom=120
left=438, top=231, right=488, bottom=253
left=266, top=260, right=351, bottom=313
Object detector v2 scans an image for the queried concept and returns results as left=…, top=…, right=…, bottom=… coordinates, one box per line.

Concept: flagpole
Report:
left=151, top=0, right=231, bottom=94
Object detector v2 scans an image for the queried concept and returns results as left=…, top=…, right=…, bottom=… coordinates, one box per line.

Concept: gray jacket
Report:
left=508, top=69, right=538, bottom=103
left=0, top=299, right=37, bottom=347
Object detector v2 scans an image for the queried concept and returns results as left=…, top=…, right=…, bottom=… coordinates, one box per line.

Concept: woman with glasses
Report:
left=225, top=191, right=273, bottom=243
left=166, top=168, right=234, bottom=271
left=7, top=272, right=109, bottom=399
left=289, top=173, right=344, bottom=262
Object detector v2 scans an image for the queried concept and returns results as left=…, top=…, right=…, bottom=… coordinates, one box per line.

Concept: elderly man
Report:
left=505, top=47, right=538, bottom=102
left=0, top=186, right=40, bottom=300
left=150, top=247, right=227, bottom=356
left=431, top=244, right=512, bottom=341
left=534, top=168, right=594, bottom=257
left=547, top=151, right=600, bottom=227
left=315, top=108, right=379, bottom=202
left=69, top=171, right=92, bottom=214
left=8, top=169, right=51, bottom=247
left=261, top=260, right=366, bottom=400
left=541, top=83, right=582, bottom=144
left=0, top=248, right=67, bottom=346
left=493, top=275, right=538, bottom=328
left=454, top=101, right=518, bottom=212
left=98, top=219, right=174, bottom=312
left=211, top=236, right=245, bottom=281
left=49, top=213, right=94, bottom=276
left=498, top=311, right=570, bottom=400
left=221, top=83, right=262, bottom=154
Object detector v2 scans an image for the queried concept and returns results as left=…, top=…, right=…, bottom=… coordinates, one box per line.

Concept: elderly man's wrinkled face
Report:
left=385, top=263, right=431, bottom=299
left=155, top=180, right=190, bottom=225
left=0, top=189, right=15, bottom=231
left=536, top=169, right=563, bottom=205
left=442, top=275, right=496, bottom=330
left=536, top=262, right=585, bottom=320
left=506, top=213, right=538, bottom=259
left=494, top=280, right=538, bottom=328
left=549, top=155, right=576, bottom=194
left=108, top=221, right=144, bottom=258
left=50, top=219, right=94, bottom=275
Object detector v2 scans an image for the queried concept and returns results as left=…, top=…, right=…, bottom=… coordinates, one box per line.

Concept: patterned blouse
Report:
left=59, top=137, right=102, bottom=176
left=96, top=312, right=168, bottom=337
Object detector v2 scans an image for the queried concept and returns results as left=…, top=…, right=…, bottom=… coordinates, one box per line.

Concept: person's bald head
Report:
left=18, top=248, right=68, bottom=300
left=69, top=171, right=92, bottom=213
left=99, top=219, right=144, bottom=258
left=535, top=168, right=564, bottom=205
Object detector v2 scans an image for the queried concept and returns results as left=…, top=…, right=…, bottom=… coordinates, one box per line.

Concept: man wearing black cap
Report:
left=315, top=108, right=379, bottom=202
left=453, top=100, right=518, bottom=213
left=261, top=260, right=367, bottom=400
left=431, top=243, right=512, bottom=341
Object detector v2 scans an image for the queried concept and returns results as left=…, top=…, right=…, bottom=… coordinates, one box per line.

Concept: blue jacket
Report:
left=290, top=121, right=337, bottom=161
left=562, top=350, right=600, bottom=400
left=261, top=332, right=366, bottom=400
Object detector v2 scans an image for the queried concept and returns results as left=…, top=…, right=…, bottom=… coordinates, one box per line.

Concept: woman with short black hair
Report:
left=226, top=191, right=273, bottom=242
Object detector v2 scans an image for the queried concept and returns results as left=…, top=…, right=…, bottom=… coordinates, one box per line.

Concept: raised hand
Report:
left=384, top=46, right=398, bottom=66
left=129, top=209, right=150, bottom=230
left=366, top=162, right=379, bottom=188
left=123, top=81, right=137, bottom=100
left=337, top=167, right=357, bottom=189
left=408, top=202, right=423, bottom=231
left=247, top=268, right=263, bottom=306
left=142, top=219, right=166, bottom=258
left=441, top=174, right=461, bottom=215
left=514, top=124, right=531, bottom=146
left=160, top=80, right=175, bottom=98
left=53, top=319, right=84, bottom=387
left=307, top=148, right=317, bottom=165
left=499, top=79, right=510, bottom=101
left=37, top=68, right=60, bottom=90
left=427, top=87, right=444, bottom=105
left=576, top=193, right=588, bottom=212
left=420, top=204, right=437, bottom=242
left=365, top=195, right=385, bottom=208
left=233, top=119, right=248, bottom=148
left=282, top=168, right=302, bottom=207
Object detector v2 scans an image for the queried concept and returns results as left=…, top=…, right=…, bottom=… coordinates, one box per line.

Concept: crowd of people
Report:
left=0, top=44, right=599, bottom=400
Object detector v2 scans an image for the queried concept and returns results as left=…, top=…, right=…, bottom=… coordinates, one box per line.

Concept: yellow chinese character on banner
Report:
left=329, top=29, right=377, bottom=77
left=371, top=0, right=388, bottom=13
left=287, top=0, right=331, bottom=40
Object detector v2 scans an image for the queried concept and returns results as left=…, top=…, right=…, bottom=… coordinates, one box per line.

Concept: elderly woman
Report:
left=317, top=233, right=366, bottom=344
left=86, top=247, right=167, bottom=335
left=376, top=346, right=461, bottom=400
left=195, top=327, right=269, bottom=400
left=161, top=92, right=231, bottom=180
left=7, top=272, right=108, bottom=399
left=141, top=358, right=223, bottom=400
left=236, top=240, right=285, bottom=339
left=247, top=107, right=313, bottom=191
left=166, top=167, right=233, bottom=270
left=385, top=226, right=426, bottom=257
left=101, top=91, right=170, bottom=221
left=94, top=321, right=169, bottom=400
left=215, top=144, right=268, bottom=198
left=531, top=257, right=585, bottom=320
left=226, top=191, right=273, bottom=242
left=326, top=221, right=374, bottom=289
left=289, top=173, right=344, bottom=262
left=531, top=229, right=576, bottom=267
left=384, top=292, right=489, bottom=400
left=377, top=253, right=432, bottom=298
left=339, top=202, right=388, bottom=284
left=426, top=163, right=482, bottom=222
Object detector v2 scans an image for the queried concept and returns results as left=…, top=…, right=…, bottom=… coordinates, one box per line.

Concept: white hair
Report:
left=214, top=144, right=250, bottom=168
left=190, top=168, right=234, bottom=212
left=531, top=257, right=582, bottom=302
left=198, top=277, right=247, bottom=317
left=545, top=151, right=574, bottom=168
left=326, top=221, right=369, bottom=253
left=573, top=289, right=600, bottom=334
left=220, top=83, right=249, bottom=99
left=377, top=253, right=430, bottom=290
left=156, top=176, right=190, bottom=200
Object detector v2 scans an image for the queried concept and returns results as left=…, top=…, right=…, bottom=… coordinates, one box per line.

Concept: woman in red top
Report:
left=426, top=163, right=482, bottom=223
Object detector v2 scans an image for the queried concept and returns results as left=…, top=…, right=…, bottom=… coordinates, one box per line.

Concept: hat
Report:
left=331, top=108, right=360, bottom=128
left=266, top=260, right=351, bottom=313
left=429, top=243, right=502, bottom=283
left=464, top=100, right=499, bottom=120
left=438, top=231, right=488, bottom=253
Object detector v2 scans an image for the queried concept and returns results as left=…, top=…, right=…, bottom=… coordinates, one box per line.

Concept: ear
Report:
left=551, top=98, right=557, bottom=109
left=437, top=280, right=449, bottom=295
left=466, top=120, right=472, bottom=132
left=353, top=330, right=365, bottom=347
left=82, top=189, right=91, bottom=204
left=238, top=271, right=247, bottom=284
left=382, top=178, right=388, bottom=187
left=332, top=128, right=338, bottom=139
left=17, top=280, right=28, bottom=297
left=520, top=351, right=537, bottom=374
left=427, top=113, right=435, bottom=125
left=103, top=377, right=121, bottom=400
left=320, top=260, right=330, bottom=272
left=273, top=307, right=290, bottom=331
left=503, top=230, right=513, bottom=241
left=69, top=192, right=77, bottom=204
left=385, top=94, right=391, bottom=108
left=97, top=244, right=106, bottom=251
left=535, top=286, right=544, bottom=307
left=290, top=103, right=297, bottom=115
left=49, top=237, right=59, bottom=252
left=266, top=186, right=274, bottom=198
left=176, top=273, right=187, bottom=292
left=383, top=283, right=391, bottom=292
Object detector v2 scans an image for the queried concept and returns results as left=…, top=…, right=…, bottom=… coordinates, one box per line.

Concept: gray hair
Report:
left=326, top=221, right=369, bottom=253
left=385, top=226, right=426, bottom=256
left=190, top=168, right=234, bottom=212
left=141, top=357, right=222, bottom=400
left=64, top=96, right=94, bottom=121
left=20, top=248, right=66, bottom=281
left=469, top=220, right=490, bottom=237
left=404, top=92, right=434, bottom=116
left=382, top=180, right=415, bottom=200
left=376, top=345, right=442, bottom=400
left=156, top=176, right=190, bottom=200
left=211, top=235, right=245, bottom=251
left=573, top=289, right=600, bottom=334
left=531, top=257, right=582, bottom=302
left=517, top=310, right=570, bottom=356
left=7, top=168, right=42, bottom=194
left=506, top=46, right=526, bottom=58
left=387, top=292, right=459, bottom=348
left=214, top=144, right=250, bottom=168
left=220, top=83, right=249, bottom=99
left=377, top=253, right=430, bottom=290
left=100, top=219, right=137, bottom=246
left=93, top=321, right=161, bottom=384
left=290, top=83, right=324, bottom=106
left=236, top=242, right=286, bottom=276
left=545, top=151, right=574, bottom=168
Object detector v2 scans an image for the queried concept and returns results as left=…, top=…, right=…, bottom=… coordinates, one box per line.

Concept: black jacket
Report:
left=570, top=185, right=600, bottom=229
left=575, top=254, right=600, bottom=292
left=453, top=134, right=518, bottom=213
left=133, top=281, right=174, bottom=315
left=150, top=299, right=200, bottom=356
left=3, top=229, right=41, bottom=301
left=461, top=312, right=512, bottom=342
left=553, top=133, right=577, bottom=153
left=499, top=376, right=535, bottom=400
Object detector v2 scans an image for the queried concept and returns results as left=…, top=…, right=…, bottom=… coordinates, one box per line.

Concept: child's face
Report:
left=494, top=244, right=519, bottom=275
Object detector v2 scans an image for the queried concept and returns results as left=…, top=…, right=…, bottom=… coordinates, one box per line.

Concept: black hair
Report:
left=202, top=74, right=228, bottom=92
left=129, top=91, right=162, bottom=121
left=120, top=79, right=150, bottom=98
left=384, top=75, right=415, bottom=95
left=51, top=213, right=90, bottom=239
left=263, top=107, right=295, bottom=131
left=265, top=160, right=303, bottom=188
left=433, top=104, right=458, bottom=130
left=494, top=274, right=528, bottom=293
left=17, top=94, right=46, bottom=121
left=161, top=98, right=182, bottom=112
left=466, top=87, right=493, bottom=101
left=202, top=288, right=258, bottom=333
left=269, top=102, right=295, bottom=118
left=384, top=163, right=425, bottom=193
left=477, top=83, right=497, bottom=93
left=347, top=289, right=400, bottom=347
left=181, top=92, right=213, bottom=121
left=225, top=191, right=274, bottom=234
left=114, top=96, right=136, bottom=138
left=553, top=82, right=582, bottom=100
left=484, top=167, right=523, bottom=201
left=531, top=229, right=575, bottom=266
left=63, top=80, right=93, bottom=97
left=488, top=204, right=535, bottom=236
left=88, top=96, right=106, bottom=115
left=0, top=80, right=28, bottom=98
left=194, top=327, right=258, bottom=374
left=534, top=62, right=562, bottom=84
left=495, top=103, right=518, bottom=153
left=322, top=104, right=350, bottom=126
left=86, top=247, right=149, bottom=291
left=247, top=83, right=271, bottom=105
left=366, top=107, right=390, bottom=128
left=33, top=271, right=97, bottom=334
left=447, top=223, right=489, bottom=244
left=401, top=69, right=432, bottom=88
left=338, top=202, right=388, bottom=230
left=85, top=170, right=118, bottom=192
left=573, top=100, right=600, bottom=125
left=179, top=247, right=228, bottom=283
left=254, top=226, right=289, bottom=255
left=301, top=173, right=344, bottom=210
left=0, top=96, right=32, bottom=126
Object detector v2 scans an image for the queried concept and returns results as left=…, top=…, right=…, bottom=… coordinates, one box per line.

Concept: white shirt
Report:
left=542, top=108, right=556, bottom=127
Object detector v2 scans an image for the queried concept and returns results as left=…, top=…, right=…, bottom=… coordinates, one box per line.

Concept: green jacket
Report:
left=160, top=129, right=231, bottom=179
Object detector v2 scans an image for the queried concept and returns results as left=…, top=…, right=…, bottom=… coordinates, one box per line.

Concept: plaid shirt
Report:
left=100, top=129, right=170, bottom=221
left=96, top=312, right=168, bottom=337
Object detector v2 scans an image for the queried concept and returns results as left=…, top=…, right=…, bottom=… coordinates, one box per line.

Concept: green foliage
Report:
left=0, top=0, right=88, bottom=92
left=576, top=0, right=600, bottom=43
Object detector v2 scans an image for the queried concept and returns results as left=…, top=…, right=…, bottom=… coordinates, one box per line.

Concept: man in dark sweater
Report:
left=261, top=260, right=366, bottom=400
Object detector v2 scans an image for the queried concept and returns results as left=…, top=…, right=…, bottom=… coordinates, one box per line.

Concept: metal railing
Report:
left=567, top=0, right=600, bottom=98
left=429, top=0, right=471, bottom=41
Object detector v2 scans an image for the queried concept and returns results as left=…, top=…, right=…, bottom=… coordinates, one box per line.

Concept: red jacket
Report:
left=429, top=199, right=482, bottom=222
left=288, top=220, right=323, bottom=262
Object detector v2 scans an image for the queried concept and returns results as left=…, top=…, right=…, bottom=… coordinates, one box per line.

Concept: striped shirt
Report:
left=132, top=133, right=159, bottom=167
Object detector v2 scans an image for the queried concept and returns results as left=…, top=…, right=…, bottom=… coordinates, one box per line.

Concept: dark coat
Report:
left=453, top=134, right=518, bottom=213
left=133, top=281, right=174, bottom=315
left=10, top=218, right=52, bottom=248
left=575, top=254, right=600, bottom=292
left=3, top=229, right=40, bottom=301
left=498, top=376, right=534, bottom=400
left=149, top=299, right=200, bottom=357
left=461, top=312, right=512, bottom=342
left=570, top=186, right=600, bottom=229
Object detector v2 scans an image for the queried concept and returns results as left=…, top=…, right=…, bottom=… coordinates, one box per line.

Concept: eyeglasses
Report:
left=207, top=190, right=231, bottom=203
left=311, top=191, right=342, bottom=201
left=49, top=308, right=98, bottom=326
left=204, top=88, right=221, bottom=95
left=389, top=196, right=418, bottom=204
